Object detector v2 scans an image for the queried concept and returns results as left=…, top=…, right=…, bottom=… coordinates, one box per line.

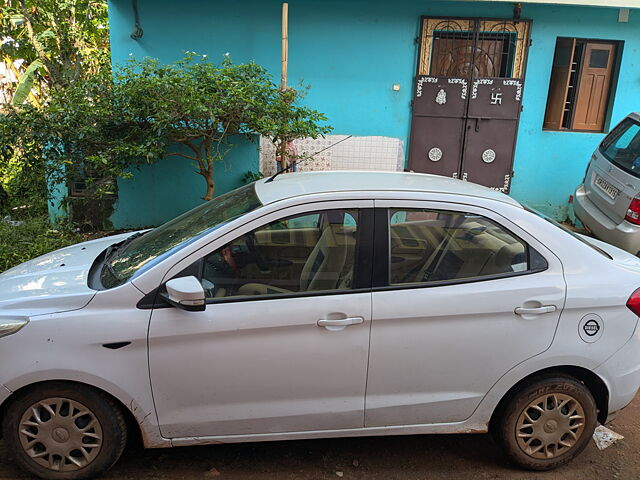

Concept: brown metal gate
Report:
left=408, top=17, right=531, bottom=192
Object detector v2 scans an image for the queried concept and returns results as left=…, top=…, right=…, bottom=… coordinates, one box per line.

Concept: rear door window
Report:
left=388, top=208, right=543, bottom=286
left=600, top=118, right=640, bottom=177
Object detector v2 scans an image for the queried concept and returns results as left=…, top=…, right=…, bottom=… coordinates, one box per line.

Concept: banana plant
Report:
left=10, top=59, right=43, bottom=106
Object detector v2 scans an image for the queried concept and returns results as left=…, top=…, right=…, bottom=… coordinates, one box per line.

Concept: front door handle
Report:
left=515, top=305, right=557, bottom=316
left=317, top=317, right=364, bottom=331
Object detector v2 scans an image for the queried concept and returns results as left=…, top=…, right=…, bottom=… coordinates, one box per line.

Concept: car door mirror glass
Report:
left=163, top=276, right=206, bottom=312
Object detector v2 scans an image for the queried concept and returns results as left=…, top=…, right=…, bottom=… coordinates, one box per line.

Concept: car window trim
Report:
left=370, top=264, right=548, bottom=294
left=374, top=206, right=549, bottom=292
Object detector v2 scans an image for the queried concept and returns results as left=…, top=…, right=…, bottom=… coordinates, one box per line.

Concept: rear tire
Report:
left=2, top=382, right=128, bottom=480
left=494, top=375, right=597, bottom=471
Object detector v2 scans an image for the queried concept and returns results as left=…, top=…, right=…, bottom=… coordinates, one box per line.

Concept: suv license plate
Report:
left=595, top=176, right=619, bottom=200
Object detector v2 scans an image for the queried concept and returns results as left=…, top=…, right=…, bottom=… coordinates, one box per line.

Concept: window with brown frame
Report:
left=543, top=38, right=621, bottom=132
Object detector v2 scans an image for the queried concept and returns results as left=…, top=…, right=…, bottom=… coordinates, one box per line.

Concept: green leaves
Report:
left=0, top=54, right=332, bottom=205
left=1, top=0, right=109, bottom=95
left=11, top=59, right=43, bottom=105
left=0, top=217, right=81, bottom=272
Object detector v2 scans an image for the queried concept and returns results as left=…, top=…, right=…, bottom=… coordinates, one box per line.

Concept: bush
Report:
left=0, top=54, right=332, bottom=206
left=0, top=217, right=81, bottom=273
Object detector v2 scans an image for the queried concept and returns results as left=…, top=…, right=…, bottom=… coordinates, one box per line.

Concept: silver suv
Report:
left=574, top=113, right=640, bottom=255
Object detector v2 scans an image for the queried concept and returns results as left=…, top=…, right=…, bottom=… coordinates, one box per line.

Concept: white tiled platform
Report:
left=259, top=135, right=405, bottom=176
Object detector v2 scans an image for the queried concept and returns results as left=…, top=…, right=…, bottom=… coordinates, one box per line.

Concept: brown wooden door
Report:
left=408, top=18, right=531, bottom=193
left=543, top=38, right=576, bottom=130
left=572, top=42, right=616, bottom=131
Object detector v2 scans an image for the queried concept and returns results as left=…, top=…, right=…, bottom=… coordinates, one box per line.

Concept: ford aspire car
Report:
left=1, top=171, right=640, bottom=479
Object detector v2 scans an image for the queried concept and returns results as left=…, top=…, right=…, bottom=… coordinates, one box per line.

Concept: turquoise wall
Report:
left=110, top=137, right=258, bottom=228
left=106, top=0, right=640, bottom=227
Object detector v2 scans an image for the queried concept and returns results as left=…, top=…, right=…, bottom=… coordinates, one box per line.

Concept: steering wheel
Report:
left=245, top=233, right=270, bottom=271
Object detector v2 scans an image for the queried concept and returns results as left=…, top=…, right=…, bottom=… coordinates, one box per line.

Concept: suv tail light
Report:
left=625, top=198, right=640, bottom=225
left=627, top=288, right=640, bottom=316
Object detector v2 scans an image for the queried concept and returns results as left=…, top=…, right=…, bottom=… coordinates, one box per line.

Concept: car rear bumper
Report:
left=596, top=322, right=640, bottom=420
left=574, top=184, right=640, bottom=255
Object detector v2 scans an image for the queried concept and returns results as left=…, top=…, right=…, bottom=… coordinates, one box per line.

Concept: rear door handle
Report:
left=317, top=317, right=364, bottom=331
left=514, top=305, right=557, bottom=316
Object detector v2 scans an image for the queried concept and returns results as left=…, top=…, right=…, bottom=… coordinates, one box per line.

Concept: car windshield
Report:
left=524, top=206, right=611, bottom=259
left=100, top=183, right=262, bottom=289
left=600, top=117, right=640, bottom=178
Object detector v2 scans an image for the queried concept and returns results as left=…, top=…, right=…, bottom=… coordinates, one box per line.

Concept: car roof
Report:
left=254, top=170, right=523, bottom=207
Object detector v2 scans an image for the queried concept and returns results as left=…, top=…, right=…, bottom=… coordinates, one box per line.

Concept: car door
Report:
left=365, top=200, right=566, bottom=427
left=148, top=201, right=374, bottom=439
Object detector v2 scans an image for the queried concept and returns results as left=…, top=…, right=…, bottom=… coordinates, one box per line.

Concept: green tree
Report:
left=115, top=55, right=277, bottom=200
left=0, top=54, right=333, bottom=205
left=1, top=0, right=109, bottom=94
left=257, top=86, right=332, bottom=169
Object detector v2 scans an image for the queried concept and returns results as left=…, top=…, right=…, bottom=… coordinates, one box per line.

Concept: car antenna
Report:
left=265, top=135, right=353, bottom=183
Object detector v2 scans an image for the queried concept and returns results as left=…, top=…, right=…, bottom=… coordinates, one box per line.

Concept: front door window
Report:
left=201, top=209, right=360, bottom=300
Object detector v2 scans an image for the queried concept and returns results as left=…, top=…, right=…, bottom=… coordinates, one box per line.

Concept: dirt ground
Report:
left=1, top=393, right=638, bottom=480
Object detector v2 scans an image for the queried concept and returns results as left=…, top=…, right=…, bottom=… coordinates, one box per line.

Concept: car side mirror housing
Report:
left=163, top=276, right=206, bottom=312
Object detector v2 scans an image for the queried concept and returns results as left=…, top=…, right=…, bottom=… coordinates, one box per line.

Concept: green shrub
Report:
left=0, top=217, right=81, bottom=273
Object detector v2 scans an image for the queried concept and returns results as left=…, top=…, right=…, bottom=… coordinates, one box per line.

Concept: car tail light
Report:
left=627, top=288, right=640, bottom=316
left=625, top=198, right=640, bottom=225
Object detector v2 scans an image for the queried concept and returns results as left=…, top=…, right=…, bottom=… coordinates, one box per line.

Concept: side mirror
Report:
left=163, top=276, right=206, bottom=312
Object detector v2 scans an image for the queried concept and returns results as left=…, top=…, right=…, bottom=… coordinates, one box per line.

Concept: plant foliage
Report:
left=0, top=54, right=333, bottom=203
left=1, top=0, right=110, bottom=93
left=0, top=217, right=81, bottom=272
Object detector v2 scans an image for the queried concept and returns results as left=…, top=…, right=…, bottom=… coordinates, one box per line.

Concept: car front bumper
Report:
left=574, top=184, right=640, bottom=255
left=596, top=322, right=640, bottom=420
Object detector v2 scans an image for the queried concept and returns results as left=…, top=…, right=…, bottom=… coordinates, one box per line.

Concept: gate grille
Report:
left=419, top=18, right=529, bottom=79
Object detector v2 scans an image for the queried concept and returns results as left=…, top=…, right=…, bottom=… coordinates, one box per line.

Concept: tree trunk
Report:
left=202, top=137, right=215, bottom=201
left=203, top=170, right=215, bottom=201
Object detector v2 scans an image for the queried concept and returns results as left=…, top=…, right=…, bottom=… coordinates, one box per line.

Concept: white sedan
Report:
left=1, top=171, right=640, bottom=479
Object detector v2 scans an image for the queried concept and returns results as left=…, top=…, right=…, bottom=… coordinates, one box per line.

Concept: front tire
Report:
left=494, top=375, right=597, bottom=471
left=2, top=382, right=128, bottom=480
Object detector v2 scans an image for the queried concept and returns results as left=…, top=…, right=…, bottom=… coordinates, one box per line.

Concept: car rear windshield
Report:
left=600, top=117, right=640, bottom=178
left=100, top=183, right=262, bottom=289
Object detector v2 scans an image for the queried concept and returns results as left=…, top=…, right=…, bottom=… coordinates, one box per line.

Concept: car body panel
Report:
left=0, top=282, right=169, bottom=448
left=0, top=232, right=134, bottom=316
left=595, top=323, right=640, bottom=414
left=0, top=383, right=10, bottom=404
left=150, top=292, right=372, bottom=438
left=254, top=171, right=522, bottom=208
left=365, top=199, right=566, bottom=427
left=575, top=183, right=640, bottom=254
left=148, top=200, right=374, bottom=438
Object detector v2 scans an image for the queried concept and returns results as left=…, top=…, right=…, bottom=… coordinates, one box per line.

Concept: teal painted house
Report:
left=97, top=0, right=640, bottom=228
